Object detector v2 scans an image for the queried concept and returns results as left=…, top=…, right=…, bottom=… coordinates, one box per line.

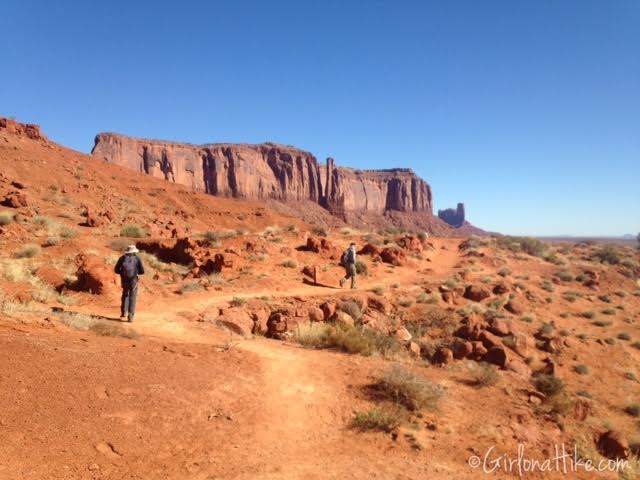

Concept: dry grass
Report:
left=468, top=361, right=500, bottom=387
left=295, top=323, right=399, bottom=357
left=374, top=365, right=445, bottom=411
left=350, top=407, right=405, bottom=432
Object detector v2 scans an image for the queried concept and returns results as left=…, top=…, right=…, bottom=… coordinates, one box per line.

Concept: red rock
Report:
left=598, top=430, right=630, bottom=459
left=36, top=266, right=66, bottom=292
left=441, top=290, right=455, bottom=304
left=92, top=135, right=434, bottom=217
left=358, top=243, right=381, bottom=257
left=573, top=398, right=593, bottom=421
left=463, top=285, right=491, bottom=302
left=75, top=254, right=117, bottom=295
left=512, top=334, right=534, bottom=357
left=488, top=318, right=514, bottom=336
left=451, top=339, right=473, bottom=359
left=433, top=347, right=453, bottom=365
left=484, top=346, right=510, bottom=368
left=506, top=359, right=531, bottom=377
left=505, top=297, right=525, bottom=315
left=407, top=341, right=421, bottom=357
left=319, top=301, right=336, bottom=321
left=393, top=327, right=412, bottom=343
left=306, top=236, right=335, bottom=255
left=396, top=235, right=423, bottom=252
left=218, top=309, right=255, bottom=337
left=479, top=330, right=502, bottom=350
left=266, top=311, right=289, bottom=340
left=0, top=117, right=46, bottom=141
left=308, top=307, right=324, bottom=323
left=492, top=282, right=509, bottom=295
left=439, top=203, right=465, bottom=227
left=330, top=311, right=355, bottom=327
left=380, top=247, right=407, bottom=266
left=456, top=316, right=486, bottom=341
left=472, top=341, right=488, bottom=358
left=2, top=191, right=28, bottom=208
left=367, top=296, right=392, bottom=315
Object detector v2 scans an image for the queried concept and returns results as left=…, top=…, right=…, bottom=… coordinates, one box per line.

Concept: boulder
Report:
left=266, top=311, right=289, bottom=340
left=407, top=341, right=421, bottom=357
left=319, top=301, right=336, bottom=321
left=451, top=339, right=473, bottom=359
left=380, top=247, right=406, bottom=266
left=484, top=346, right=510, bottom=368
left=396, top=235, right=423, bottom=252
left=463, top=284, right=491, bottom=302
left=393, top=327, right=412, bottom=344
left=367, top=296, right=392, bottom=315
left=492, top=282, right=509, bottom=295
left=472, top=341, right=488, bottom=358
left=358, top=243, right=381, bottom=257
left=218, top=309, right=255, bottom=337
left=306, top=236, right=335, bottom=255
left=504, top=297, right=525, bottom=315
left=479, top=330, right=503, bottom=350
left=598, top=430, right=630, bottom=460
left=329, top=311, right=355, bottom=327
left=433, top=347, right=454, bottom=365
left=2, top=191, right=28, bottom=208
left=75, top=254, right=117, bottom=295
left=488, top=318, right=514, bottom=337
left=506, top=359, right=531, bottom=377
left=36, top=266, right=66, bottom=292
left=308, top=307, right=324, bottom=323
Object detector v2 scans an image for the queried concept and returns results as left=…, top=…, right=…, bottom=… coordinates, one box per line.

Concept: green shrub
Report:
left=617, top=332, right=631, bottom=341
left=632, top=341, right=640, bottom=350
left=615, top=290, right=627, bottom=298
left=593, top=320, right=612, bottom=327
left=296, top=323, right=398, bottom=357
left=398, top=298, right=414, bottom=308
left=230, top=296, right=247, bottom=307
left=601, top=308, right=616, bottom=315
left=120, top=224, right=146, bottom=238
left=581, top=311, right=596, bottom=319
left=468, top=362, right=500, bottom=388
left=204, top=229, right=238, bottom=243
left=540, top=280, right=555, bottom=292
left=43, top=237, right=60, bottom=247
left=59, top=226, right=77, bottom=238
left=370, top=285, right=385, bottom=296
left=350, top=407, right=404, bottom=433
left=625, top=404, right=640, bottom=417
left=178, top=282, right=204, bottom=294
left=108, top=238, right=131, bottom=252
left=497, top=236, right=546, bottom=257
left=281, top=258, right=298, bottom=268
left=416, top=293, right=437, bottom=304
left=604, top=337, right=616, bottom=345
left=534, top=374, right=564, bottom=397
left=355, top=260, right=368, bottom=275
left=574, top=364, right=590, bottom=375
left=15, top=244, right=41, bottom=258
left=374, top=365, right=444, bottom=411
left=598, top=294, right=612, bottom=303
left=311, top=225, right=329, bottom=237
left=555, top=271, right=574, bottom=282
left=592, top=245, right=621, bottom=265
left=338, top=300, right=362, bottom=322
left=0, top=211, right=15, bottom=225
left=497, top=267, right=511, bottom=277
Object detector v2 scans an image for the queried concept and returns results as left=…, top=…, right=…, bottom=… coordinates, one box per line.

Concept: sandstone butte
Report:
left=91, top=133, right=434, bottom=221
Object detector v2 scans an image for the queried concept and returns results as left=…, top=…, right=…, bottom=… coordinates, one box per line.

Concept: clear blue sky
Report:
left=2, top=1, right=638, bottom=236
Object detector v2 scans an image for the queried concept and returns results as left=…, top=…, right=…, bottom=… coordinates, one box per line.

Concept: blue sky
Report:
left=2, top=1, right=638, bottom=236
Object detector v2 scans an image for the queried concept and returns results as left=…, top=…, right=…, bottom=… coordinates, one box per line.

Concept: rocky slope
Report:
left=91, top=133, right=439, bottom=228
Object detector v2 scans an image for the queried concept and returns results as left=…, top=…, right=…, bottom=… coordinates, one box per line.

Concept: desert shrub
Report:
left=601, top=308, right=615, bottom=315
left=534, top=374, right=564, bottom=397
left=350, top=407, right=404, bottom=433
left=90, top=322, right=139, bottom=339
left=497, top=267, right=511, bottom=277
left=398, top=298, right=414, bottom=308
left=443, top=277, right=457, bottom=289
left=592, top=245, right=621, bottom=265
left=178, top=282, right=204, bottom=294
left=497, top=236, right=546, bottom=257
left=15, top=244, right=41, bottom=259
left=120, top=224, right=146, bottom=238
left=615, top=290, right=627, bottom=297
left=60, top=312, right=96, bottom=330
left=281, top=258, right=298, bottom=268
left=416, top=292, right=437, bottom=304
left=555, top=270, right=575, bottom=282
left=0, top=211, right=15, bottom=225
left=43, top=237, right=60, bottom=247
left=204, top=229, right=238, bottom=243
left=617, top=332, right=631, bottom=341
left=604, top=337, right=616, bottom=345
left=630, top=440, right=640, bottom=457
left=311, top=225, right=329, bottom=237
left=543, top=251, right=565, bottom=265
left=593, top=320, right=612, bottom=327
left=521, top=314, right=535, bottom=323
left=374, top=365, right=444, bottom=411
left=598, top=293, right=611, bottom=302
left=297, top=323, right=398, bottom=357
left=230, top=296, right=247, bottom=307
left=632, top=342, right=640, bottom=350
left=563, top=292, right=580, bottom=303
left=468, top=362, right=500, bottom=388
left=59, top=226, right=77, bottom=239
left=581, top=311, right=596, bottom=319
left=108, top=238, right=131, bottom=252
left=370, top=285, right=385, bottom=296
left=284, top=223, right=298, bottom=233
left=574, top=364, right=590, bottom=375
left=417, top=231, right=429, bottom=242
left=338, top=300, right=362, bottom=322
left=355, top=260, right=368, bottom=275
left=540, top=280, right=555, bottom=292
left=624, top=372, right=637, bottom=381
left=625, top=404, right=640, bottom=417
left=340, top=228, right=352, bottom=236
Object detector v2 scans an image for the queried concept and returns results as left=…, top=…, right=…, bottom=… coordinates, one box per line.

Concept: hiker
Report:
left=114, top=245, right=145, bottom=322
left=339, top=242, right=357, bottom=289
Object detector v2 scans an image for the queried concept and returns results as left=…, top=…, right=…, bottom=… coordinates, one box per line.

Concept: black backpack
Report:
left=340, top=249, right=350, bottom=267
left=121, top=254, right=139, bottom=280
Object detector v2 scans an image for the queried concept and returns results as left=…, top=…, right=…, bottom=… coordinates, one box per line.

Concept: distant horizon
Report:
left=2, top=1, right=638, bottom=237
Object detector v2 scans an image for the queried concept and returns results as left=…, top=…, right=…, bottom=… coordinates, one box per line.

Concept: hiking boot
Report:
left=127, top=316, right=134, bottom=323
left=339, top=278, right=345, bottom=288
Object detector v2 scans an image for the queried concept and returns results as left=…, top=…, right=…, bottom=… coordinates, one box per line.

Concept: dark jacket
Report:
left=114, top=253, right=145, bottom=283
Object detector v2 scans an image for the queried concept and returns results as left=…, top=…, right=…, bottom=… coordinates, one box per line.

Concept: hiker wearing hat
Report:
left=339, top=242, right=357, bottom=289
left=114, top=245, right=145, bottom=322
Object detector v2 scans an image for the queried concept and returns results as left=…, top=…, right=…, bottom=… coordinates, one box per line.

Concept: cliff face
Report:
left=92, top=133, right=434, bottom=219
left=438, top=203, right=466, bottom=228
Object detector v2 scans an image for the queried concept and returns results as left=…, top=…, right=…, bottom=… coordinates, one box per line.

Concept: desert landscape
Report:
left=1, top=117, right=639, bottom=479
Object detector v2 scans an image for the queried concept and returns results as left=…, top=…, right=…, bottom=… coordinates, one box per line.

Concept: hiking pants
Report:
left=120, top=279, right=138, bottom=320
left=342, top=264, right=357, bottom=289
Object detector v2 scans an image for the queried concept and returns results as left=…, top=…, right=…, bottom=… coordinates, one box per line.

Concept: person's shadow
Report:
left=302, top=278, right=341, bottom=290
